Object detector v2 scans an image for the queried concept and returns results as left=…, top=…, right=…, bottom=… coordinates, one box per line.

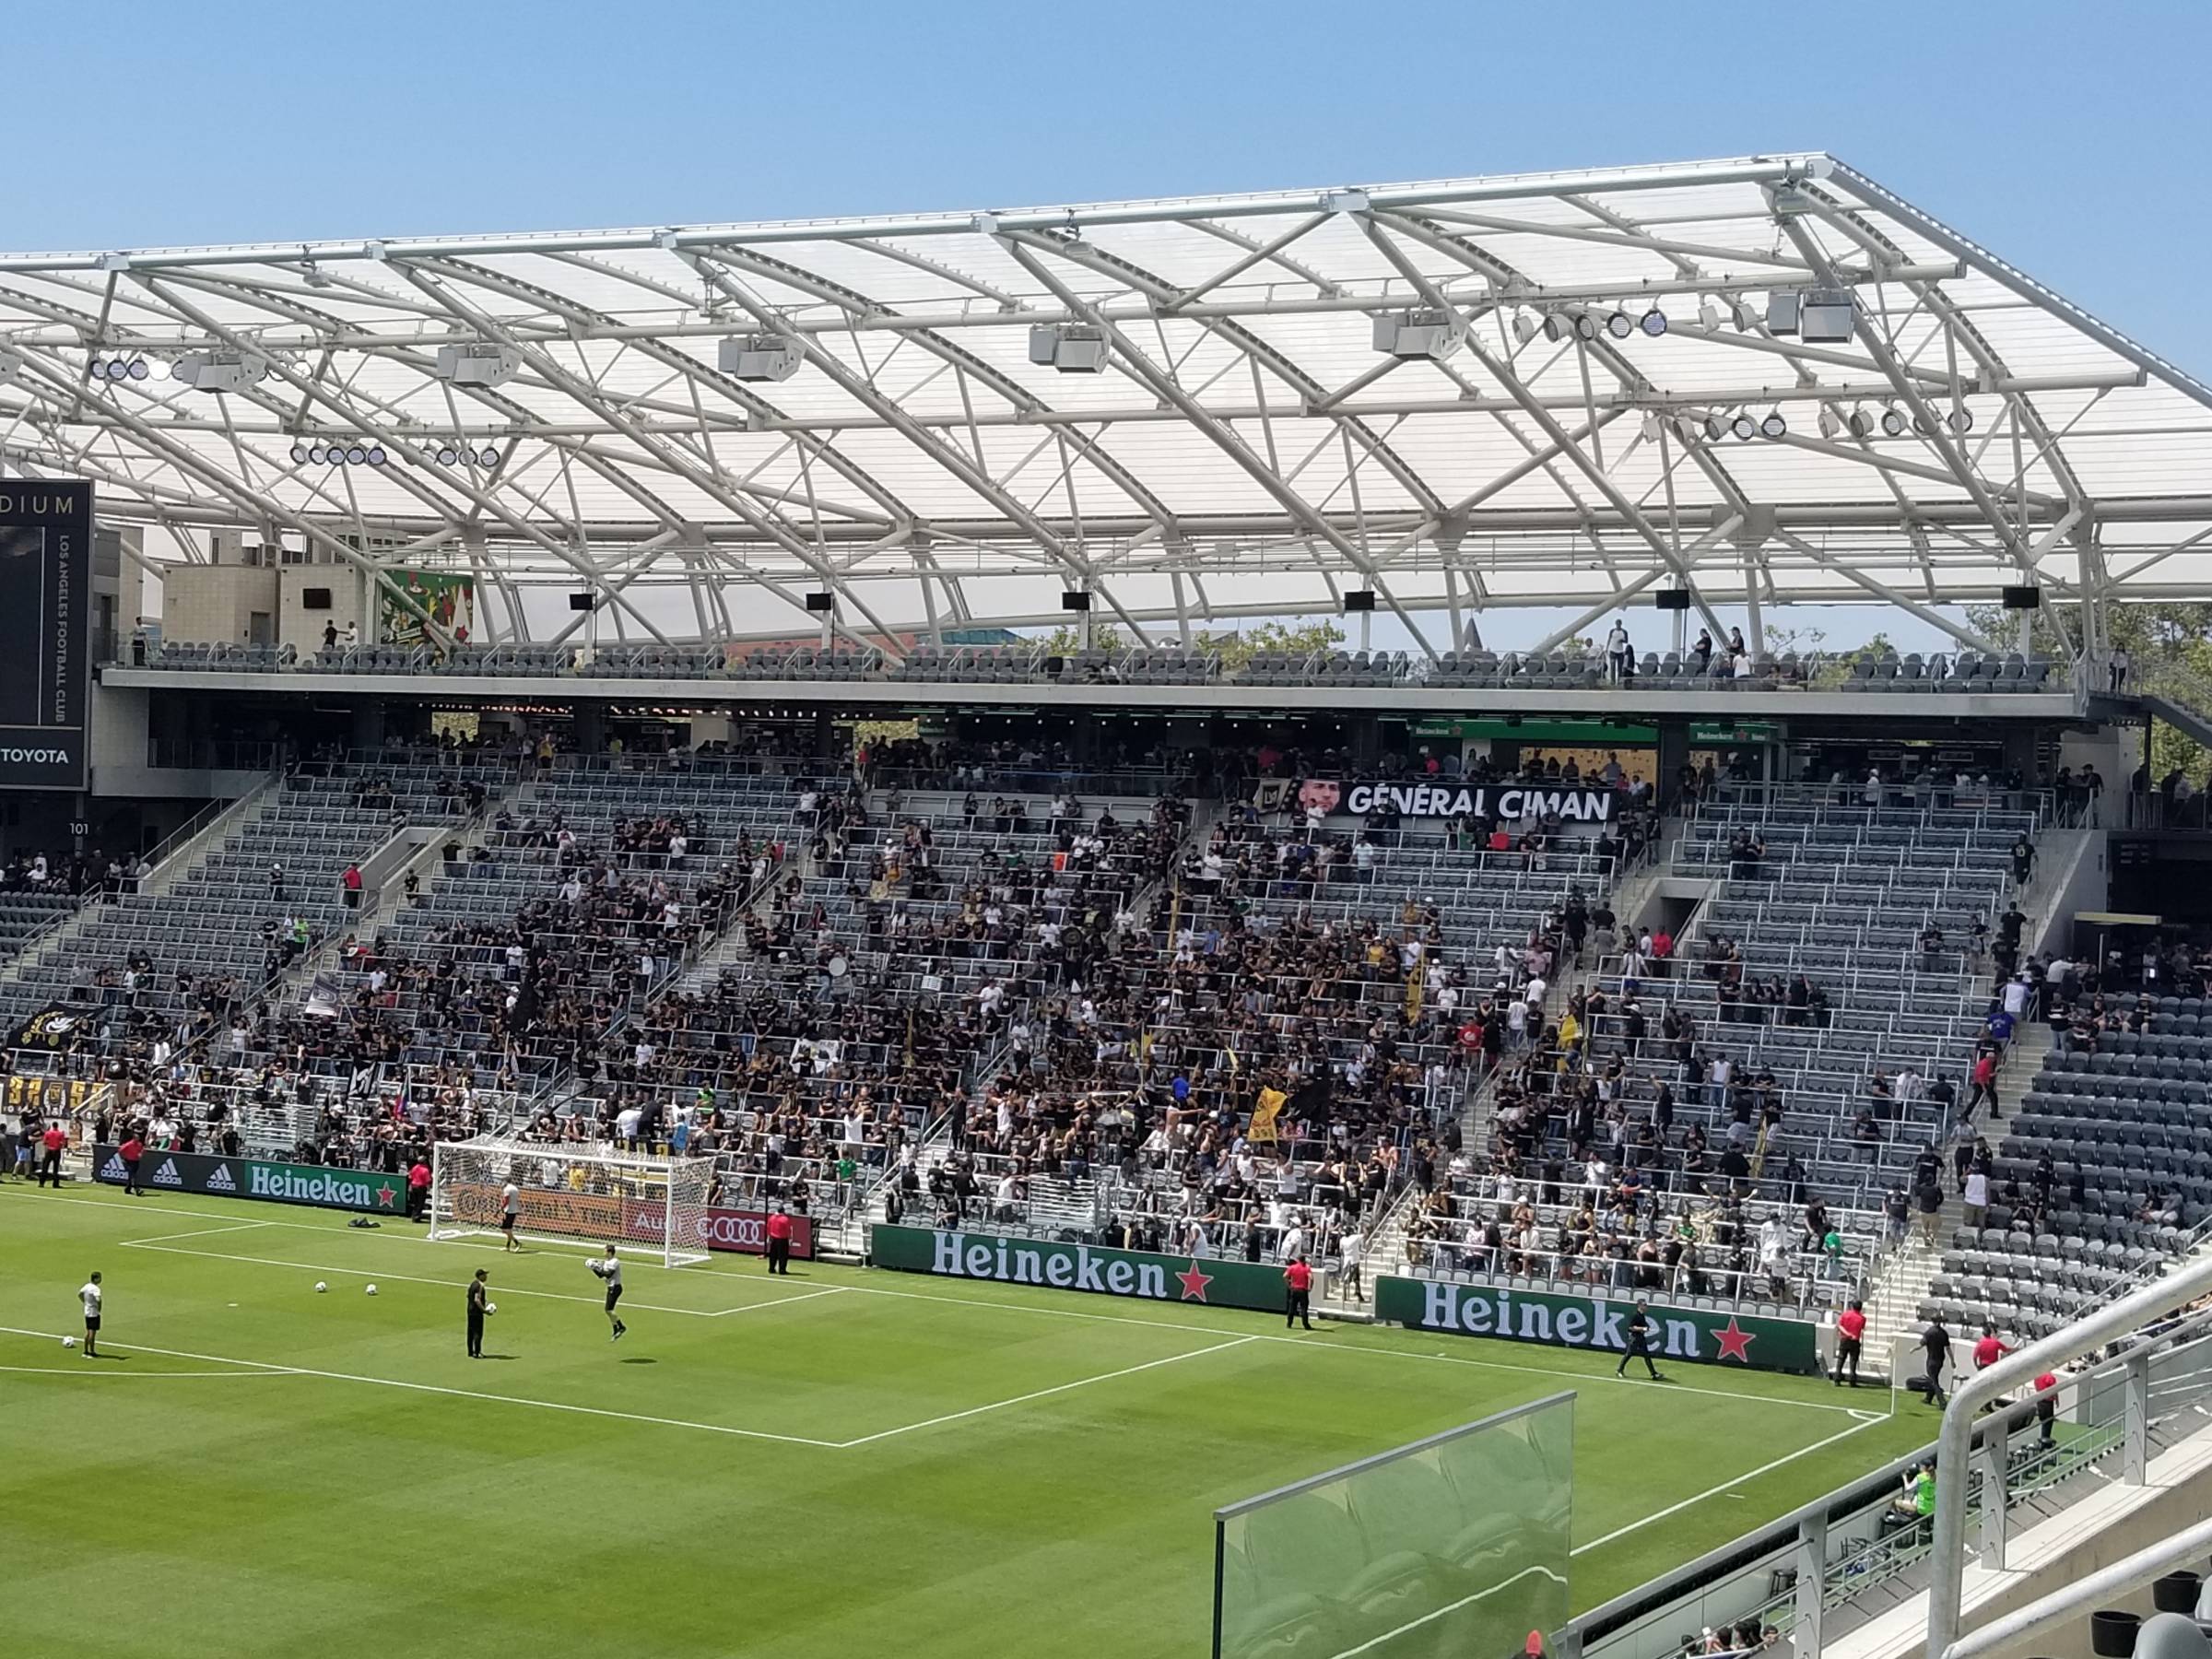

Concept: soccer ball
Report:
left=314, top=1282, right=327, bottom=1294
left=364, top=1284, right=378, bottom=1296
left=61, top=1335, right=76, bottom=1348
left=485, top=1303, right=497, bottom=1315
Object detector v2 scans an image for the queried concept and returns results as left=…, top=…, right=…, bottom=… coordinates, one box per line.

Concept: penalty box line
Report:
left=116, top=1239, right=849, bottom=1321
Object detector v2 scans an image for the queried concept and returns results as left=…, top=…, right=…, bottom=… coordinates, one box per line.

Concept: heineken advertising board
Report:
left=872, top=1225, right=1288, bottom=1313
left=1373, top=1276, right=1820, bottom=1373
left=94, top=1144, right=406, bottom=1215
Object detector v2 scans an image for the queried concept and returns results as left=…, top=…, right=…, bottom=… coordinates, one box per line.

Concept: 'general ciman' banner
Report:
left=1299, top=780, right=1617, bottom=822
left=0, top=480, right=91, bottom=790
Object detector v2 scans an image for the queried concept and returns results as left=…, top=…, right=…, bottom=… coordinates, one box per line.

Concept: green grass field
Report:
left=0, top=1185, right=1931, bottom=1658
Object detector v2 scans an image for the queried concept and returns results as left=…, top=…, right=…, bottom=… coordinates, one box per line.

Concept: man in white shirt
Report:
left=78, top=1272, right=103, bottom=1358
left=1962, top=1166, right=1991, bottom=1230
left=588, top=1244, right=628, bottom=1340
left=500, top=1182, right=522, bottom=1252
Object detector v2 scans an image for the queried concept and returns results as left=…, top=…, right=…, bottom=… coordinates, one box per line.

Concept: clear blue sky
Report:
left=12, top=0, right=2206, bottom=378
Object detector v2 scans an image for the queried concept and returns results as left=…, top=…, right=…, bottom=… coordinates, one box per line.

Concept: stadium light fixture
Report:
left=1369, top=308, right=1465, bottom=361
left=366, top=446, right=387, bottom=467
left=1799, top=288, right=1857, bottom=343
left=1511, top=310, right=1539, bottom=345
left=1542, top=313, right=1566, bottom=343
left=1702, top=413, right=1727, bottom=442
left=1572, top=311, right=1600, bottom=342
left=721, top=333, right=807, bottom=382
left=433, top=343, right=521, bottom=386
left=290, top=442, right=310, bottom=465
left=1699, top=298, right=1723, bottom=331
left=1730, top=413, right=1757, bottom=441
left=433, top=445, right=463, bottom=467
left=306, top=444, right=328, bottom=465
left=1848, top=406, right=1877, bottom=439
left=1731, top=299, right=1759, bottom=334
left=1605, top=310, right=1633, bottom=339
left=1765, top=291, right=1801, bottom=335
left=345, top=445, right=368, bottom=465
left=1639, top=306, right=1668, bottom=337
left=1818, top=406, right=1841, bottom=439
left=173, top=349, right=268, bottom=394
left=1759, top=410, right=1788, bottom=440
left=477, top=448, right=501, bottom=469
left=127, top=358, right=150, bottom=381
left=1639, top=410, right=1662, bottom=441
left=1947, top=406, right=1974, bottom=434
left=1880, top=406, right=1908, bottom=437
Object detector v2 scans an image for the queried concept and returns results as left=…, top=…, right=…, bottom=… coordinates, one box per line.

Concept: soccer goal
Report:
left=428, top=1136, right=716, bottom=1268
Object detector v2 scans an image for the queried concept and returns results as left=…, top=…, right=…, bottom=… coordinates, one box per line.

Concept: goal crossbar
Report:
left=427, top=1135, right=716, bottom=1268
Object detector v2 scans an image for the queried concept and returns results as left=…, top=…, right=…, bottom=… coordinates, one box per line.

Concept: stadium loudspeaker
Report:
left=2002, top=584, right=2041, bottom=610
left=567, top=592, right=594, bottom=612
left=1343, top=590, right=1376, bottom=613
left=1655, top=588, right=1692, bottom=612
left=805, top=592, right=835, bottom=613
left=1061, top=591, right=1091, bottom=612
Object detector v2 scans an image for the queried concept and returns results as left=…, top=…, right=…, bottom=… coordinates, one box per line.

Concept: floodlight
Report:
left=1759, top=410, right=1787, bottom=440
left=1640, top=411, right=1662, bottom=441
left=1732, top=300, right=1758, bottom=333
left=307, top=444, right=328, bottom=465
left=345, top=445, right=368, bottom=465
left=1818, top=406, right=1841, bottom=439
left=1880, top=406, right=1907, bottom=437
left=1605, top=310, right=1632, bottom=339
left=289, top=443, right=309, bottom=465
left=366, top=446, right=387, bottom=466
left=1511, top=310, right=1540, bottom=345
left=1947, top=407, right=1974, bottom=434
left=1639, top=307, right=1668, bottom=337
left=1572, top=312, right=1599, bottom=341
left=1848, top=406, right=1876, bottom=438
left=88, top=359, right=111, bottom=380
left=1542, top=313, right=1565, bottom=343
left=1702, top=414, right=1727, bottom=442
left=1730, top=413, right=1757, bottom=441
left=433, top=446, right=459, bottom=466
left=127, top=359, right=149, bottom=381
left=1700, top=298, right=1723, bottom=330
left=477, top=448, right=500, bottom=468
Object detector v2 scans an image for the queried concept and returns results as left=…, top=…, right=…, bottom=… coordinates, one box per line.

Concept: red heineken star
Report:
left=375, top=1183, right=399, bottom=1209
left=1175, top=1261, right=1213, bottom=1302
left=1713, top=1317, right=1757, bottom=1363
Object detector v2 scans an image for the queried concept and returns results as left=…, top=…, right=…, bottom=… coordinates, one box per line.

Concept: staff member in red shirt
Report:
left=38, top=1121, right=69, bottom=1189
left=116, top=1130, right=146, bottom=1196
left=765, top=1206, right=794, bottom=1276
left=1973, top=1326, right=2009, bottom=1371
left=1284, top=1254, right=1314, bottom=1332
left=1835, top=1300, right=1867, bottom=1388
left=406, top=1158, right=432, bottom=1224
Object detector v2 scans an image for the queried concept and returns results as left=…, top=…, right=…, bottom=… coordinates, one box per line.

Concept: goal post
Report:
left=427, top=1136, right=715, bottom=1268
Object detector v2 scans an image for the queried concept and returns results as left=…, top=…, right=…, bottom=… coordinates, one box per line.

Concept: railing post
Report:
left=1979, top=1410, right=2010, bottom=1568
left=2125, top=1348, right=2152, bottom=1485
left=1792, top=1511, right=1827, bottom=1659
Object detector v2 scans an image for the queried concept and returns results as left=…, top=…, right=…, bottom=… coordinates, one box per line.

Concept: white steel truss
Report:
left=0, top=152, right=2206, bottom=654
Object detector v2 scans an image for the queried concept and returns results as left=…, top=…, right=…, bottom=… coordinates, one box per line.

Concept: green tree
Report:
left=1194, top=618, right=1347, bottom=670
left=1037, top=622, right=1126, bottom=656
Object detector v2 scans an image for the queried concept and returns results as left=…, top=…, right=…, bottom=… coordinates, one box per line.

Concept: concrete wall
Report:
left=162, top=563, right=278, bottom=645
left=277, top=565, right=362, bottom=654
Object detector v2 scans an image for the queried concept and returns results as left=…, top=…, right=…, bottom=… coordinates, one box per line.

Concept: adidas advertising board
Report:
left=93, top=1146, right=401, bottom=1213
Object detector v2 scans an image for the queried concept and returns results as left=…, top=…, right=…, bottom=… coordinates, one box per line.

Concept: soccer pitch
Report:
left=2, top=1187, right=1927, bottom=1658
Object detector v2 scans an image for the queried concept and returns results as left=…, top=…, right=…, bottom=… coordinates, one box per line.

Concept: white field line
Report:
left=23, top=1189, right=1867, bottom=1420
left=836, top=1335, right=1260, bottom=1448
left=116, top=1241, right=814, bottom=1321
left=1571, top=1416, right=1885, bottom=1556
left=711, top=1287, right=848, bottom=1316
left=0, top=1324, right=842, bottom=1449
left=1328, top=1563, right=1569, bottom=1659
left=120, top=1219, right=274, bottom=1247
left=0, top=1364, right=290, bottom=1379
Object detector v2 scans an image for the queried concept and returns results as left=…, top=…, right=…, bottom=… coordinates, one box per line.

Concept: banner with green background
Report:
left=1374, top=1276, right=1820, bottom=1373
left=872, top=1224, right=1288, bottom=1313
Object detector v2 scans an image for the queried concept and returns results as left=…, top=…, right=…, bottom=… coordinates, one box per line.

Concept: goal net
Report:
left=427, top=1136, right=715, bottom=1268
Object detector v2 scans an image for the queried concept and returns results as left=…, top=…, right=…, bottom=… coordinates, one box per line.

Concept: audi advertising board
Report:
left=0, top=480, right=91, bottom=791
left=623, top=1203, right=816, bottom=1259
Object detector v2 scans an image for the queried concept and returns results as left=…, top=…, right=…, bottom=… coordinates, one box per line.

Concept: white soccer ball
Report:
left=61, top=1335, right=76, bottom=1348
left=485, top=1302, right=497, bottom=1315
left=314, top=1282, right=327, bottom=1294
left=365, top=1284, right=378, bottom=1296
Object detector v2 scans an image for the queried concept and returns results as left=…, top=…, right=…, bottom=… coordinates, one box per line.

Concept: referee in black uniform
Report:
left=1616, top=1300, right=1665, bottom=1380
left=466, top=1268, right=488, bottom=1359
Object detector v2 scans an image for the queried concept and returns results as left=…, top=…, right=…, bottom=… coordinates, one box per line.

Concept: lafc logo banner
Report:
left=1298, top=780, right=1617, bottom=823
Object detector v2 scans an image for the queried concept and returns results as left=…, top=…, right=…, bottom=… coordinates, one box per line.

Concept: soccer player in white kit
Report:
left=588, top=1244, right=627, bottom=1340
left=78, top=1272, right=103, bottom=1358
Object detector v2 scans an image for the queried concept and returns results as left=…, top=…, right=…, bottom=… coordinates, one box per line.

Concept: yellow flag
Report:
left=1248, top=1086, right=1288, bottom=1144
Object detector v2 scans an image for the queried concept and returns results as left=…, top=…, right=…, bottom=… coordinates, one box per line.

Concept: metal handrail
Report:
left=1925, top=1247, right=2212, bottom=1659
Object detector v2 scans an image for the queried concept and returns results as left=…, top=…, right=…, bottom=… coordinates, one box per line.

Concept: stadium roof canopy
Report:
left=2, top=152, right=2207, bottom=659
